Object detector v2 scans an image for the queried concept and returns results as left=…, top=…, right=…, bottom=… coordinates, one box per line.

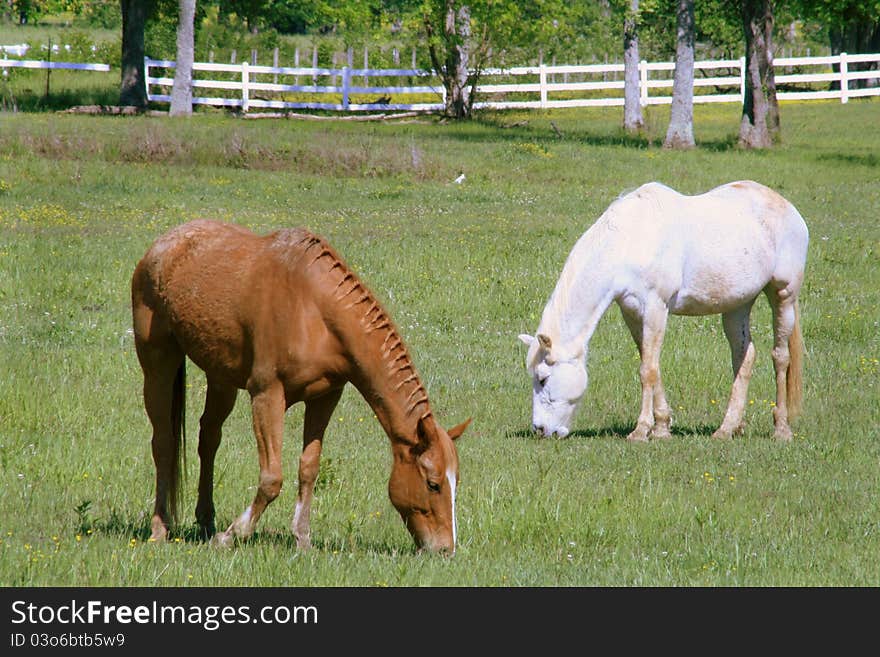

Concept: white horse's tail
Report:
left=787, top=300, right=804, bottom=420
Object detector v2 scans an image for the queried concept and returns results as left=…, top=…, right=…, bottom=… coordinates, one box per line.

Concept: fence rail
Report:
left=0, top=59, right=109, bottom=73
left=145, top=52, right=880, bottom=113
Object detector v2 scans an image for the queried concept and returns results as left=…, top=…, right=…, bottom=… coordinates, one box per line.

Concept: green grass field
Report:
left=0, top=100, right=878, bottom=586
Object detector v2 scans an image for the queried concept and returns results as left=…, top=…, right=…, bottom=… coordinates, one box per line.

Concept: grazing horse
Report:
left=519, top=180, right=808, bottom=442
left=132, top=219, right=470, bottom=553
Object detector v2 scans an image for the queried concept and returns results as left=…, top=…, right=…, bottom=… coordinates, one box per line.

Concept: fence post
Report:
left=639, top=59, right=648, bottom=106
left=312, top=46, right=318, bottom=87
left=241, top=61, right=249, bottom=113
left=363, top=45, right=368, bottom=85
left=143, top=56, right=150, bottom=101
left=539, top=63, right=548, bottom=108
left=342, top=66, right=351, bottom=110
left=840, top=52, right=848, bottom=104
left=739, top=56, right=746, bottom=104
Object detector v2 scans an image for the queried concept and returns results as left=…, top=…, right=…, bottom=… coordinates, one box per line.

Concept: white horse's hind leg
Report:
left=620, top=301, right=670, bottom=442
left=714, top=302, right=757, bottom=439
left=767, top=289, right=798, bottom=441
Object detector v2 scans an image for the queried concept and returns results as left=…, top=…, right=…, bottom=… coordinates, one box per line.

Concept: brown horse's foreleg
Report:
left=714, top=302, right=757, bottom=439
left=621, top=301, right=669, bottom=442
left=195, top=381, right=238, bottom=539
left=767, top=292, right=798, bottom=441
left=213, top=383, right=286, bottom=547
left=293, top=388, right=343, bottom=550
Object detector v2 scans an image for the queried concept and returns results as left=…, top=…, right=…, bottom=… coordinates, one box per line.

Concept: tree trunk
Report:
left=739, top=0, right=779, bottom=149
left=664, top=0, right=695, bottom=149
left=120, top=0, right=147, bottom=108
left=444, top=2, right=471, bottom=118
left=169, top=0, right=196, bottom=117
left=623, top=0, right=644, bottom=133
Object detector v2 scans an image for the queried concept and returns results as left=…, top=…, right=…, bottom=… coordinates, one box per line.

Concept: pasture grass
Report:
left=0, top=100, right=878, bottom=586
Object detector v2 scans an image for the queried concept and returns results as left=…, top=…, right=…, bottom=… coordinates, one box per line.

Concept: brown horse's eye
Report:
left=427, top=480, right=441, bottom=493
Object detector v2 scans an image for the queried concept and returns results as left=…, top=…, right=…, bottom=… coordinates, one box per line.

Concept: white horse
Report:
left=519, top=180, right=808, bottom=442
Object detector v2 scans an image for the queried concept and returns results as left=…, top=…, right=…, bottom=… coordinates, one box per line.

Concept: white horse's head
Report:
left=518, top=333, right=587, bottom=438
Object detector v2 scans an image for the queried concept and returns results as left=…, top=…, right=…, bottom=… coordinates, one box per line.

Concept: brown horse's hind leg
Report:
left=714, top=302, right=757, bottom=439
left=195, top=380, right=238, bottom=539
left=292, top=388, right=343, bottom=550
left=133, top=286, right=186, bottom=543
left=213, top=382, right=286, bottom=547
left=136, top=336, right=185, bottom=543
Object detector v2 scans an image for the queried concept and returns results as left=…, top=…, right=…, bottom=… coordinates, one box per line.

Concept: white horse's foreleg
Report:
left=651, top=381, right=672, bottom=440
left=768, top=292, right=798, bottom=441
left=292, top=389, right=342, bottom=550
left=622, top=302, right=669, bottom=443
left=714, top=303, right=756, bottom=439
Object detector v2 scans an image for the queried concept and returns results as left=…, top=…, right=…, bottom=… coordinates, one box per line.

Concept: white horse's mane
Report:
left=540, top=183, right=673, bottom=346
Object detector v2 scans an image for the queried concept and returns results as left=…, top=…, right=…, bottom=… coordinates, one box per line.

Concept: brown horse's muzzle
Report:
left=404, top=514, right=455, bottom=555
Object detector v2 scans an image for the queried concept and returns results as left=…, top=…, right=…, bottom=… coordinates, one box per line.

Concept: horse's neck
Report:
left=307, top=243, right=428, bottom=443
left=539, top=222, right=618, bottom=353
left=347, top=325, right=430, bottom=443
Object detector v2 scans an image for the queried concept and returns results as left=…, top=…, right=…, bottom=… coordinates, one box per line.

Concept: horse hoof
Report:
left=774, top=430, right=793, bottom=443
left=626, top=431, right=649, bottom=443
left=651, top=428, right=672, bottom=441
left=196, top=524, right=216, bottom=541
left=211, top=532, right=235, bottom=549
left=149, top=521, right=168, bottom=543
left=711, top=429, right=732, bottom=440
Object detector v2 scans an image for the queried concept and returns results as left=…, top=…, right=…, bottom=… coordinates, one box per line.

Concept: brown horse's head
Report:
left=388, top=416, right=471, bottom=554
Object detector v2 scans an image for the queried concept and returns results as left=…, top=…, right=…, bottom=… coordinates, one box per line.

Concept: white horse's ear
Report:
left=518, top=334, right=536, bottom=347
left=537, top=333, right=553, bottom=350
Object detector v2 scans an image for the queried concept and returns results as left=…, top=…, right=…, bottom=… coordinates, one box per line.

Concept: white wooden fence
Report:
left=2, top=50, right=877, bottom=111
left=0, top=59, right=109, bottom=73
left=145, top=52, right=880, bottom=113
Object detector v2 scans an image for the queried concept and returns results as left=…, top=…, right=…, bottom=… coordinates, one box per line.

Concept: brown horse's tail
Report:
left=787, top=300, right=804, bottom=420
left=168, top=361, right=187, bottom=523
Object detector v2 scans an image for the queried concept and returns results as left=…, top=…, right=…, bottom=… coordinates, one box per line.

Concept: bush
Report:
left=81, top=1, right=121, bottom=30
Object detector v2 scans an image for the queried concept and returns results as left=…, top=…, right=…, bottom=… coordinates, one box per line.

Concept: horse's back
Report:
left=132, top=220, right=319, bottom=385
left=607, top=181, right=808, bottom=314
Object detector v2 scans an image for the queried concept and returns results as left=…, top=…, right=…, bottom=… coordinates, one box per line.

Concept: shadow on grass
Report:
left=85, top=512, right=414, bottom=555
left=429, top=115, right=742, bottom=152
left=814, top=152, right=880, bottom=168
left=507, top=422, right=722, bottom=441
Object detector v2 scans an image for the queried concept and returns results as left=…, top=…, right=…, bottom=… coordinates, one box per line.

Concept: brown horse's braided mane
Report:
left=300, top=234, right=432, bottom=422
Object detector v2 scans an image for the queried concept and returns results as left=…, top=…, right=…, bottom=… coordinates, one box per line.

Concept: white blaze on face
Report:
left=446, top=468, right=457, bottom=549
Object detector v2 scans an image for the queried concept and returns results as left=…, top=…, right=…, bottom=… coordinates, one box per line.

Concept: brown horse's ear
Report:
left=413, top=414, right=437, bottom=454
left=447, top=418, right=472, bottom=441
left=537, top=333, right=552, bottom=350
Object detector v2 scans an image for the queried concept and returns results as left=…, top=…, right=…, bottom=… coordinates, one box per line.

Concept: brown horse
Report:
left=131, top=219, right=470, bottom=553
